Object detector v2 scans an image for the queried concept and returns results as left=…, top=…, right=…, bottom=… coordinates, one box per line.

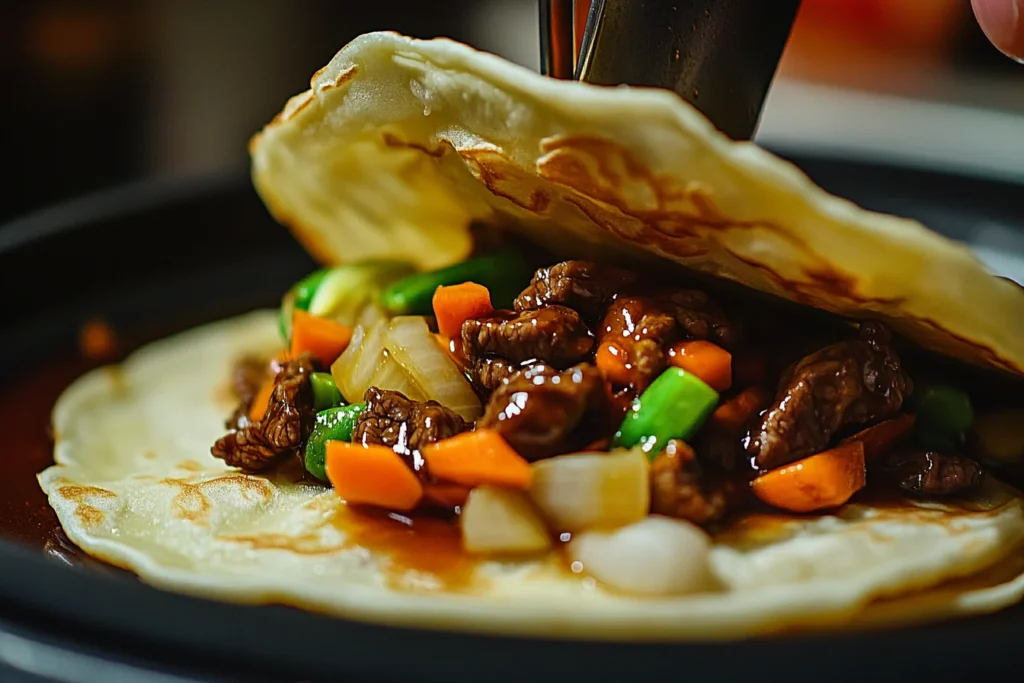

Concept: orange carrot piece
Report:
left=595, top=342, right=631, bottom=385
left=325, top=441, right=424, bottom=512
left=290, top=310, right=353, bottom=367
left=423, top=482, right=472, bottom=509
left=840, top=414, right=917, bottom=461
left=248, top=376, right=275, bottom=422
left=707, top=386, right=772, bottom=432
left=751, top=441, right=866, bottom=513
left=432, top=283, right=493, bottom=339
left=669, top=340, right=732, bottom=392
left=421, top=429, right=533, bottom=489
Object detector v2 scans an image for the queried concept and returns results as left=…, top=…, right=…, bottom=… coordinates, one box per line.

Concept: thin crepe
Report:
left=250, top=32, right=1024, bottom=376
left=39, top=312, right=1024, bottom=640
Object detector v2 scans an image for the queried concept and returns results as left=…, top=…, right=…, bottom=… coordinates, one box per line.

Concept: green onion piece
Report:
left=379, top=252, right=532, bottom=315
left=278, top=268, right=329, bottom=342
left=912, top=385, right=974, bottom=450
left=307, top=261, right=416, bottom=325
left=613, top=368, right=719, bottom=455
left=304, top=403, right=366, bottom=481
left=309, top=372, right=344, bottom=411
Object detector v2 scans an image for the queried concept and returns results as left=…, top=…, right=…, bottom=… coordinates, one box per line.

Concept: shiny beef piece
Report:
left=696, top=387, right=772, bottom=472
left=212, top=354, right=317, bottom=472
left=882, top=450, right=985, bottom=497
left=747, top=321, right=913, bottom=471
left=461, top=305, right=595, bottom=369
left=514, top=260, right=636, bottom=320
left=650, top=440, right=743, bottom=525
left=352, top=387, right=469, bottom=467
left=467, top=356, right=518, bottom=393
left=597, top=295, right=677, bottom=392
left=664, top=289, right=738, bottom=349
left=477, top=363, right=609, bottom=461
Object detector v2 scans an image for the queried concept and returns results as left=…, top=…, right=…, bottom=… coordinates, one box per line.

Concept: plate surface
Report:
left=0, top=153, right=1021, bottom=683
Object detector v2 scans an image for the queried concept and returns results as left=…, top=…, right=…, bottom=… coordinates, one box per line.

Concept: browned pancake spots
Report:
left=160, top=475, right=274, bottom=523
left=175, top=460, right=204, bottom=472
left=74, top=504, right=104, bottom=527
left=57, top=485, right=115, bottom=501
left=318, top=64, right=358, bottom=92
left=381, top=131, right=447, bottom=158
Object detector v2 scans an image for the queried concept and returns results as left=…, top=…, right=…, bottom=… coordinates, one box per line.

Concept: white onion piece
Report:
left=384, top=316, right=482, bottom=421
left=367, top=351, right=428, bottom=402
left=569, top=516, right=715, bottom=596
left=528, top=449, right=649, bottom=533
left=461, top=486, right=552, bottom=555
left=331, top=318, right=387, bottom=403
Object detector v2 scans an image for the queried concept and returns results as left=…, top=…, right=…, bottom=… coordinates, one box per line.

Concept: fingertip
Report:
left=972, top=0, right=1024, bottom=61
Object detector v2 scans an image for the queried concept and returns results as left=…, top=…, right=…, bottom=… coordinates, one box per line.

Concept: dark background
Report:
left=1, top=0, right=1020, bottom=226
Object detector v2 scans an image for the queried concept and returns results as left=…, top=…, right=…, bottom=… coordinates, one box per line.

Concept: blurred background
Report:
left=2, top=0, right=1022, bottom=226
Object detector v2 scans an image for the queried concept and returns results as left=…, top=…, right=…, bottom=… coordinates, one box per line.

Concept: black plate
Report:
left=0, top=153, right=1022, bottom=683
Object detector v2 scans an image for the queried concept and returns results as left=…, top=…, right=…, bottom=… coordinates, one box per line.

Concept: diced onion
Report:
left=308, top=261, right=415, bottom=326
left=527, top=449, right=649, bottom=533
left=461, top=486, right=552, bottom=555
left=367, top=351, right=428, bottom=402
left=569, top=516, right=715, bottom=596
left=331, top=319, right=387, bottom=403
left=384, top=316, right=482, bottom=421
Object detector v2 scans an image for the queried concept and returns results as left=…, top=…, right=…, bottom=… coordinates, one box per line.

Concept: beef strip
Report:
left=461, top=305, right=595, bottom=369
left=696, top=386, right=773, bottom=472
left=597, top=295, right=679, bottom=393
left=352, top=387, right=469, bottom=471
left=664, top=289, right=739, bottom=349
left=467, top=356, right=518, bottom=393
left=224, top=355, right=270, bottom=431
left=211, top=354, right=317, bottom=472
left=747, top=321, right=913, bottom=471
left=514, top=260, right=636, bottom=320
left=650, top=440, right=743, bottom=525
left=881, top=450, right=985, bottom=497
left=477, top=363, right=609, bottom=461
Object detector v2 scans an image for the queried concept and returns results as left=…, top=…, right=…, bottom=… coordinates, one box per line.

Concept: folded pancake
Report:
left=40, top=32, right=1024, bottom=639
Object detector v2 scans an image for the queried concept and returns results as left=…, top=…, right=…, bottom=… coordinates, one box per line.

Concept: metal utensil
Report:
left=540, top=0, right=802, bottom=140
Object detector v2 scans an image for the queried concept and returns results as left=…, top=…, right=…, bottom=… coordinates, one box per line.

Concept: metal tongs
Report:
left=539, top=0, right=801, bottom=140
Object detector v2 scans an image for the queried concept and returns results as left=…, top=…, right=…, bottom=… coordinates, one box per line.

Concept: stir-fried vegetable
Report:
left=307, top=261, right=415, bottom=325
left=368, top=351, right=429, bottom=402
left=384, top=317, right=483, bottom=421
left=331, top=319, right=388, bottom=403
left=568, top=516, right=715, bottom=596
left=303, top=404, right=365, bottom=481
left=972, top=409, right=1024, bottom=465
left=290, top=310, right=354, bottom=367
left=527, top=449, right=649, bottom=532
left=278, top=268, right=329, bottom=340
left=668, top=340, right=732, bottom=392
left=379, top=252, right=531, bottom=315
left=912, top=385, right=974, bottom=450
left=432, top=282, right=493, bottom=339
left=422, top=429, right=532, bottom=488
left=840, top=414, right=916, bottom=461
left=614, top=368, right=719, bottom=453
left=325, top=441, right=423, bottom=511
left=248, top=375, right=275, bottom=422
left=751, top=441, right=866, bottom=513
left=461, top=486, right=552, bottom=555
left=309, top=372, right=344, bottom=411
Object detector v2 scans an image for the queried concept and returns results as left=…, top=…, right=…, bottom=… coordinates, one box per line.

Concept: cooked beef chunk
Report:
left=212, top=354, right=317, bottom=472
left=467, top=356, right=518, bottom=393
left=231, top=355, right=268, bottom=407
left=514, top=260, right=636, bottom=320
left=598, top=295, right=679, bottom=392
left=352, top=387, right=469, bottom=468
left=650, top=440, right=742, bottom=525
left=696, top=387, right=772, bottom=472
left=747, top=321, right=913, bottom=471
left=882, top=450, right=985, bottom=497
left=664, top=288, right=739, bottom=349
left=477, top=363, right=609, bottom=461
left=461, top=305, right=595, bottom=369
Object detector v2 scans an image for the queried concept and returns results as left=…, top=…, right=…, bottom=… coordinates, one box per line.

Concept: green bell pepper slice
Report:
left=278, top=268, right=330, bottom=341
left=379, top=252, right=533, bottom=316
left=307, top=260, right=416, bottom=324
left=304, top=403, right=366, bottom=481
left=613, top=367, right=719, bottom=455
left=912, top=385, right=974, bottom=451
left=309, top=372, right=344, bottom=411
